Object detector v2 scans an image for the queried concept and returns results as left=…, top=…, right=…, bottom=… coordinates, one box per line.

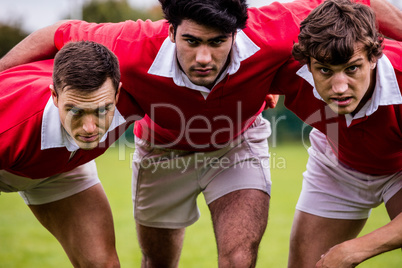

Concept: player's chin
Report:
left=329, top=105, right=353, bottom=115
left=190, top=75, right=217, bottom=87
left=77, top=140, right=101, bottom=150
left=79, top=143, right=99, bottom=150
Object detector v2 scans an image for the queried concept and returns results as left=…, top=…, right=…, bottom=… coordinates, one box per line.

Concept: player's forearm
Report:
left=340, top=213, right=402, bottom=265
left=318, top=213, right=402, bottom=267
left=0, top=21, right=67, bottom=72
left=371, top=0, right=402, bottom=40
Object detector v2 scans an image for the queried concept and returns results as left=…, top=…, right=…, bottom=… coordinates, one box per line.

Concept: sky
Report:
left=1, top=0, right=401, bottom=33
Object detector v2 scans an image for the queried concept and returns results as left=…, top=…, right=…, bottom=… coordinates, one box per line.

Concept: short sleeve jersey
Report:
left=270, top=39, right=402, bottom=175
left=0, top=60, right=142, bottom=179
left=53, top=0, right=370, bottom=151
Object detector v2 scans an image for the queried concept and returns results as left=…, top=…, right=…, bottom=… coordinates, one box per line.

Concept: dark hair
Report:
left=52, top=41, right=120, bottom=95
left=292, top=0, right=383, bottom=65
left=159, top=0, right=248, bottom=34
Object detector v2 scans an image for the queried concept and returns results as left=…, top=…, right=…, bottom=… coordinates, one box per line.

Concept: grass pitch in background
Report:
left=0, top=143, right=400, bottom=267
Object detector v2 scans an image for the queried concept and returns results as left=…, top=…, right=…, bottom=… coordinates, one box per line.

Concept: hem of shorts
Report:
left=205, top=184, right=271, bottom=205
left=383, top=180, right=402, bottom=204
left=134, top=214, right=200, bottom=229
left=295, top=206, right=370, bottom=220
left=19, top=180, right=100, bottom=205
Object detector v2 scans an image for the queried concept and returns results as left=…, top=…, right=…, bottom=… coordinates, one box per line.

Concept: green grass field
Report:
left=0, top=143, right=400, bottom=267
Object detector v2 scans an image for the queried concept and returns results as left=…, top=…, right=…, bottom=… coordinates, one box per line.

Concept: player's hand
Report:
left=316, top=242, right=359, bottom=268
left=264, top=94, right=279, bottom=110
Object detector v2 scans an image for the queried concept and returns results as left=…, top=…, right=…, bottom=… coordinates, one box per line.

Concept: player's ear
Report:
left=370, top=60, right=377, bottom=70
left=49, top=84, right=59, bottom=107
left=168, top=24, right=176, bottom=43
left=115, top=82, right=122, bottom=103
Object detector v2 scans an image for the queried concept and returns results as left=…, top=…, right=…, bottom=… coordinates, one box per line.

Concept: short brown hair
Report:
left=52, top=41, right=120, bottom=95
left=292, top=0, right=383, bottom=65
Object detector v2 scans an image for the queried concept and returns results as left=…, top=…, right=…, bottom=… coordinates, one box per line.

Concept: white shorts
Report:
left=296, top=129, right=402, bottom=220
left=132, top=115, right=272, bottom=229
left=0, top=160, right=100, bottom=205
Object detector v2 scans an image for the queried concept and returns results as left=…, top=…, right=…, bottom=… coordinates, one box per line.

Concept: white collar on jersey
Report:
left=41, top=96, right=126, bottom=152
left=296, top=54, right=402, bottom=127
left=147, top=30, right=260, bottom=99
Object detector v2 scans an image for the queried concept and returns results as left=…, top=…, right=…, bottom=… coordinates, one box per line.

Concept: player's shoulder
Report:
left=383, top=40, right=402, bottom=93
left=0, top=61, right=52, bottom=134
left=117, top=19, right=169, bottom=41
left=383, top=39, right=402, bottom=69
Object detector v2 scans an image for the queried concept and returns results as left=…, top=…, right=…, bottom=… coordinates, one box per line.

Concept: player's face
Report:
left=51, top=78, right=121, bottom=150
left=169, top=20, right=235, bottom=89
left=309, top=43, right=377, bottom=115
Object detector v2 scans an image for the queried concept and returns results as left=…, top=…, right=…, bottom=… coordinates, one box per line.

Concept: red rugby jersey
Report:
left=271, top=39, right=402, bottom=175
left=53, top=0, right=370, bottom=151
left=0, top=60, right=142, bottom=179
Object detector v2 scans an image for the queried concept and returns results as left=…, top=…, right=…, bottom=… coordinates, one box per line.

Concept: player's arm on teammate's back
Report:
left=371, top=0, right=402, bottom=40
left=0, top=20, right=68, bottom=72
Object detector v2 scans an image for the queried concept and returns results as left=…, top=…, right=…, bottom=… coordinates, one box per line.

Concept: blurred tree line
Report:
left=0, top=22, right=27, bottom=58
left=0, top=0, right=163, bottom=58
left=0, top=0, right=306, bottom=144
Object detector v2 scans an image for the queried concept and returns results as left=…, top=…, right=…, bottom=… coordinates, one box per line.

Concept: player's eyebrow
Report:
left=312, top=57, right=364, bottom=66
left=181, top=34, right=229, bottom=42
left=64, top=103, right=114, bottom=111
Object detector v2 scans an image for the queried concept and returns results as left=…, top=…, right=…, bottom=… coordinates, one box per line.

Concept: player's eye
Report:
left=98, top=107, right=108, bottom=116
left=320, top=67, right=331, bottom=74
left=68, top=108, right=81, bottom=116
left=211, top=40, right=223, bottom=46
left=186, top=39, right=198, bottom=45
left=347, top=65, right=359, bottom=72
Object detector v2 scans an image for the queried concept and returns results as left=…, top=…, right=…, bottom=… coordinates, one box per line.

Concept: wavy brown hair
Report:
left=292, top=0, right=383, bottom=65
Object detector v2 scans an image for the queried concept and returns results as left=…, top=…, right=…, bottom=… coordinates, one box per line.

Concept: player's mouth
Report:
left=194, top=68, right=213, bottom=76
left=78, top=134, right=99, bottom=142
left=330, top=96, right=353, bottom=106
